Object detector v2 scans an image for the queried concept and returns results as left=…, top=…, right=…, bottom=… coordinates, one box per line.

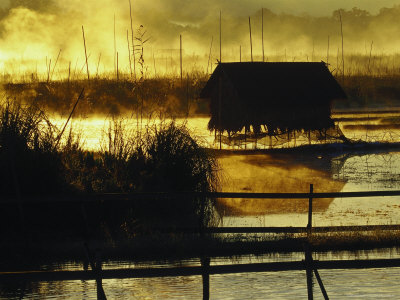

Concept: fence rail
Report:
left=2, top=258, right=400, bottom=282
left=2, top=186, right=400, bottom=299
left=1, top=189, right=400, bottom=204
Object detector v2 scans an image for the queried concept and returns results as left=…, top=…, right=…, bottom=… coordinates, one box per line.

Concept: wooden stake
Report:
left=82, top=26, right=90, bottom=83
left=249, top=17, right=253, bottom=62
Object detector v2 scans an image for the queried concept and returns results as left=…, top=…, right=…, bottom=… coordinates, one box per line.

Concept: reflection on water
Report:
left=218, top=151, right=400, bottom=227
left=2, top=249, right=400, bottom=299
left=51, top=115, right=400, bottom=227
left=217, top=153, right=345, bottom=216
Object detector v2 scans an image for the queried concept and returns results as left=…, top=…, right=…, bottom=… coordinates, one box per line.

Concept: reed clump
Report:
left=0, top=102, right=220, bottom=239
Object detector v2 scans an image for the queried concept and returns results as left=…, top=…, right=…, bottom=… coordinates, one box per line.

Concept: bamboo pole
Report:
left=50, top=49, right=61, bottom=81
left=68, top=61, right=71, bottom=83
left=117, top=51, right=119, bottom=81
left=219, top=10, right=222, bottom=62
left=218, top=76, right=222, bottom=150
left=82, top=26, right=90, bottom=83
left=186, top=73, right=189, bottom=117
left=262, top=8, right=264, bottom=62
left=114, top=14, right=117, bottom=78
left=127, top=30, right=133, bottom=78
left=47, top=59, right=51, bottom=83
left=312, top=40, right=315, bottom=62
left=327, top=35, right=330, bottom=65
left=207, top=36, right=213, bottom=74
left=153, top=52, right=157, bottom=78
left=339, top=11, right=345, bottom=83
left=96, top=53, right=102, bottom=78
left=128, top=0, right=136, bottom=80
left=56, top=88, right=85, bottom=148
left=180, top=34, right=183, bottom=84
left=249, top=17, right=253, bottom=62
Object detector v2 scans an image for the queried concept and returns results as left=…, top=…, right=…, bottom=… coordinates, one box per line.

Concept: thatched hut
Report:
left=200, top=62, right=346, bottom=137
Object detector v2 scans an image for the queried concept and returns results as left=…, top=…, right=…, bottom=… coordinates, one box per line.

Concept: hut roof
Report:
left=200, top=62, right=347, bottom=134
left=200, top=62, right=346, bottom=102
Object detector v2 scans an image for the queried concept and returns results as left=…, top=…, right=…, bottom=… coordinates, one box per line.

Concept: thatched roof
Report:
left=200, top=62, right=347, bottom=135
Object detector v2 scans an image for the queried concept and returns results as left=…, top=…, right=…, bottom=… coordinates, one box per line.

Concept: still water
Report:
left=2, top=114, right=400, bottom=299
left=2, top=249, right=400, bottom=299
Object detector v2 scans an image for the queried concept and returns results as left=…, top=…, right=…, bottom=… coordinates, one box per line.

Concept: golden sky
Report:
left=1, top=0, right=400, bottom=78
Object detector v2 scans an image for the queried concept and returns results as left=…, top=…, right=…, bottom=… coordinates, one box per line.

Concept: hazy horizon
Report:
left=1, top=0, right=400, bottom=78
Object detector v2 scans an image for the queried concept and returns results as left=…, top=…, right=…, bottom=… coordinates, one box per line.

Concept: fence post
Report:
left=201, top=257, right=210, bottom=300
left=304, top=244, right=314, bottom=300
left=307, top=184, right=313, bottom=234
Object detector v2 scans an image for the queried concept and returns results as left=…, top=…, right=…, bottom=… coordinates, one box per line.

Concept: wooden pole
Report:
left=219, top=10, right=222, bottom=62
left=82, top=26, right=90, bottom=83
left=304, top=244, right=314, bottom=300
left=240, top=45, right=241, bottom=62
left=180, top=34, right=183, bottom=84
left=262, top=8, right=264, bottom=62
left=129, top=0, right=136, bottom=80
left=83, top=243, right=107, bottom=300
left=249, top=17, right=253, bottom=62
left=201, top=257, right=210, bottom=300
left=314, top=268, right=329, bottom=299
left=305, top=243, right=329, bottom=300
left=307, top=184, right=313, bottom=232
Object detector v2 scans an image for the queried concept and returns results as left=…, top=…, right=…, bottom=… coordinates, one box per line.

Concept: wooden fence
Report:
left=1, top=185, right=400, bottom=300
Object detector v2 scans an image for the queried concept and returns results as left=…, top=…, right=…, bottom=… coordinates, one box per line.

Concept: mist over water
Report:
left=1, top=1, right=400, bottom=77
